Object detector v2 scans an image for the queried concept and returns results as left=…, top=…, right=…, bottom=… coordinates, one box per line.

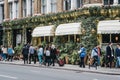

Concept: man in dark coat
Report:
left=106, top=42, right=114, bottom=68
left=50, top=44, right=57, bottom=66
left=22, top=44, right=29, bottom=64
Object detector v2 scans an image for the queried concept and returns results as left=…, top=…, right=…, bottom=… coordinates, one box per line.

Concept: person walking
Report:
left=91, top=45, right=99, bottom=67
left=115, top=43, right=120, bottom=68
left=38, top=45, right=43, bottom=65
left=79, top=45, right=86, bottom=68
left=22, top=44, right=29, bottom=64
left=7, top=45, right=14, bottom=62
left=45, top=47, right=51, bottom=66
left=34, top=47, right=38, bottom=64
left=29, top=45, right=35, bottom=64
left=106, top=42, right=114, bottom=68
left=2, top=46, right=8, bottom=61
left=50, top=44, right=57, bottom=66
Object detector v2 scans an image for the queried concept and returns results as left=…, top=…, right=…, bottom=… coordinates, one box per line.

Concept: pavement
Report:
left=0, top=60, right=120, bottom=75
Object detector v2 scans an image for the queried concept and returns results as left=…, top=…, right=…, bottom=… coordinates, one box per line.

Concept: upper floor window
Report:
left=64, top=0, right=71, bottom=10
left=41, top=0, right=47, bottom=14
left=15, top=1, right=18, bottom=18
left=51, top=0, right=57, bottom=13
left=23, top=0, right=27, bottom=17
left=30, top=0, right=34, bottom=16
left=0, top=4, right=4, bottom=21
left=104, top=0, right=113, bottom=5
left=77, top=0, right=83, bottom=8
left=119, top=0, right=120, bottom=4
left=9, top=2, right=13, bottom=19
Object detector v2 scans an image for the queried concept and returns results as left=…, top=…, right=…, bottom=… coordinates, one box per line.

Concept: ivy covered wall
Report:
left=2, top=6, right=120, bottom=52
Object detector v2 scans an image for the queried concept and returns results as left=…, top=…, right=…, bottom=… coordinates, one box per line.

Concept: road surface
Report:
left=0, top=64, right=119, bottom=80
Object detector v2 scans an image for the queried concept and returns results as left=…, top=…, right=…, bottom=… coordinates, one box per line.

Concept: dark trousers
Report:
left=80, top=57, right=85, bottom=68
left=23, top=54, right=28, bottom=64
left=8, top=55, right=13, bottom=62
left=106, top=57, right=114, bottom=68
left=51, top=57, right=56, bottom=66
left=46, top=56, right=51, bottom=66
left=34, top=55, right=38, bottom=64
left=92, top=56, right=98, bottom=66
left=29, top=54, right=34, bottom=64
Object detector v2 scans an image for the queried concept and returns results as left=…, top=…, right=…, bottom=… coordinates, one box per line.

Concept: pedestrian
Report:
left=78, top=45, right=86, bottom=68
left=45, top=47, right=51, bottom=66
left=50, top=44, right=57, bottom=66
left=0, top=45, right=3, bottom=60
left=91, top=45, right=99, bottom=67
left=22, top=44, right=29, bottom=64
left=106, top=42, right=114, bottom=68
left=115, top=43, right=120, bottom=68
left=97, top=45, right=101, bottom=66
left=29, top=45, right=35, bottom=64
left=7, top=45, right=14, bottom=62
left=38, top=45, right=43, bottom=65
left=34, top=47, right=38, bottom=64
left=2, top=46, right=8, bottom=61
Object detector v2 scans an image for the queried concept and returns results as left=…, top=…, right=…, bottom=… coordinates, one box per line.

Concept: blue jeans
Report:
left=116, top=57, right=120, bottom=68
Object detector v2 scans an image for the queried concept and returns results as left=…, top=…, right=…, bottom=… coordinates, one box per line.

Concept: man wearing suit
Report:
left=106, top=42, right=114, bottom=68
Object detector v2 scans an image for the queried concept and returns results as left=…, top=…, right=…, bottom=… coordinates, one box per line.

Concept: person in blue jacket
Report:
left=79, top=45, right=86, bottom=68
left=7, top=45, right=14, bottom=62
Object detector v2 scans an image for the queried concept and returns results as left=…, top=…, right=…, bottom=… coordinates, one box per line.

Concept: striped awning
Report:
left=55, top=23, right=82, bottom=36
left=97, top=20, right=120, bottom=34
left=32, top=25, right=55, bottom=37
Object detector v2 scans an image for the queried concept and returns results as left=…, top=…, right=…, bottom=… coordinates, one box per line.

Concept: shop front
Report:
left=32, top=25, right=55, bottom=46
left=97, top=20, right=120, bottom=50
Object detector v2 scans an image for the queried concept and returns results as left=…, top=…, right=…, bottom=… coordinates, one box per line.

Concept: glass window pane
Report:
left=102, top=34, right=110, bottom=43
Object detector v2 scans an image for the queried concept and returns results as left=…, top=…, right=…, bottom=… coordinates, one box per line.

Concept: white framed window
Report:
left=23, top=0, right=27, bottom=17
left=31, top=0, right=34, bottom=16
left=0, top=4, right=4, bottom=22
left=104, top=0, right=113, bottom=5
left=9, top=2, right=13, bottom=19
left=64, top=0, right=71, bottom=11
left=41, top=0, right=47, bottom=14
left=51, top=0, right=57, bottom=13
left=15, top=1, right=18, bottom=18
left=76, top=0, right=83, bottom=8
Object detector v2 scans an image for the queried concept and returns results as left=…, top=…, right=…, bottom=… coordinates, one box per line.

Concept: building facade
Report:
left=0, top=0, right=120, bottom=46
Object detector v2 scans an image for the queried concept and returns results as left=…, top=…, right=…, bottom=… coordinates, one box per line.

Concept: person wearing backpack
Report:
left=79, top=45, right=86, bottom=68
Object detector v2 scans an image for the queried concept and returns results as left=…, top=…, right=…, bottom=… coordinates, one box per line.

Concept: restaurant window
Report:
left=102, top=34, right=110, bottom=43
left=70, top=35, right=74, bottom=42
left=111, top=34, right=120, bottom=43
